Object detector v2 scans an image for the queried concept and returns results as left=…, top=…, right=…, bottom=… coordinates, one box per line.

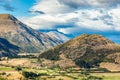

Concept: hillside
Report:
left=0, top=38, right=20, bottom=57
left=0, top=14, right=63, bottom=53
left=46, top=31, right=69, bottom=43
left=40, top=34, right=120, bottom=68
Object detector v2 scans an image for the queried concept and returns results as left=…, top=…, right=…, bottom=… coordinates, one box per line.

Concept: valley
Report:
left=0, top=0, right=120, bottom=79
left=0, top=55, right=120, bottom=80
left=0, top=14, right=120, bottom=80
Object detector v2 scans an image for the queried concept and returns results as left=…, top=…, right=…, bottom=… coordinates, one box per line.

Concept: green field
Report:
left=91, top=73, right=120, bottom=80
left=0, top=67, right=14, bottom=71
left=22, top=67, right=120, bottom=80
left=0, top=58, right=120, bottom=80
left=0, top=66, right=120, bottom=80
left=103, top=76, right=120, bottom=80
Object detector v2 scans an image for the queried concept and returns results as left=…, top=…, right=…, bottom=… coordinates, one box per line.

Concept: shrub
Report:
left=86, top=76, right=103, bottom=80
left=22, top=71, right=39, bottom=79
left=1, top=72, right=6, bottom=75
left=15, top=66, right=22, bottom=71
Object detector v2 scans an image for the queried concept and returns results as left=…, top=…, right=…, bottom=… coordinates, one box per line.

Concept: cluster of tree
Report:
left=22, top=71, right=39, bottom=79
left=75, top=46, right=117, bottom=68
left=22, top=71, right=49, bottom=79
left=40, top=49, right=60, bottom=60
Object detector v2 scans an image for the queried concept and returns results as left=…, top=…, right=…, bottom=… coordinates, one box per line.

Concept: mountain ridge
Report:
left=0, top=14, right=64, bottom=54
left=46, top=31, right=69, bottom=43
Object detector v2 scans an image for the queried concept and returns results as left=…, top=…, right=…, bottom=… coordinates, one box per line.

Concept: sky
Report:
left=0, top=0, right=120, bottom=43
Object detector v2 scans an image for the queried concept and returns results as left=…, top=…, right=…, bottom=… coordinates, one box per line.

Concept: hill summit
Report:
left=0, top=14, right=16, bottom=19
left=40, top=34, right=120, bottom=68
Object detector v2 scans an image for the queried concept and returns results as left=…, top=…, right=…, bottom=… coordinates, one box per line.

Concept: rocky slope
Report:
left=46, top=31, right=69, bottom=43
left=40, top=34, right=120, bottom=69
left=0, top=14, right=63, bottom=53
left=0, top=38, right=20, bottom=57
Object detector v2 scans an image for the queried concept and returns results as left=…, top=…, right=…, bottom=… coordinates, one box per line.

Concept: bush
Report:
left=38, top=73, right=49, bottom=76
left=96, top=68, right=110, bottom=72
left=59, top=78, right=63, bottom=80
left=103, top=58, right=115, bottom=63
left=1, top=72, right=6, bottom=75
left=22, top=71, right=39, bottom=79
left=15, top=66, right=22, bottom=71
left=86, top=76, right=103, bottom=80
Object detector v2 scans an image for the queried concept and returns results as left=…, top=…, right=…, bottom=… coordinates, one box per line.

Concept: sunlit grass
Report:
left=0, top=67, right=14, bottom=71
left=102, top=76, right=120, bottom=80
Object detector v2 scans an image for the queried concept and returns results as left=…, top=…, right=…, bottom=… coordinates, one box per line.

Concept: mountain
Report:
left=0, top=38, right=20, bottom=57
left=46, top=31, right=69, bottom=43
left=40, top=34, right=120, bottom=69
left=0, top=14, right=63, bottom=53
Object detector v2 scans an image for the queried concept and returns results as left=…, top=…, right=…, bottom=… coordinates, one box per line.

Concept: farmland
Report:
left=0, top=58, right=120, bottom=80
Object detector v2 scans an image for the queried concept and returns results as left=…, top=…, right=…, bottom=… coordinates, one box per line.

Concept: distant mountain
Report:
left=46, top=31, right=69, bottom=43
left=0, top=38, right=20, bottom=57
left=40, top=34, right=120, bottom=69
left=0, top=14, right=63, bottom=53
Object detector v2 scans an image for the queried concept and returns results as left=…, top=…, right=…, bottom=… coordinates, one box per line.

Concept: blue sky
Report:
left=0, top=0, right=35, bottom=17
left=0, top=0, right=120, bottom=43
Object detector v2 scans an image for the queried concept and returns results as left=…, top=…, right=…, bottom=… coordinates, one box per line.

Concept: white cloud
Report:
left=59, top=0, right=120, bottom=8
left=108, top=6, right=120, bottom=31
left=30, top=0, right=120, bottom=15
left=76, top=19, right=112, bottom=31
left=58, top=27, right=80, bottom=34
left=75, top=9, right=113, bottom=31
left=30, top=0, right=75, bottom=14
left=21, top=14, right=68, bottom=29
left=20, top=0, right=120, bottom=35
left=21, top=12, right=79, bottom=29
left=22, top=7, right=120, bottom=33
left=58, top=7, right=120, bottom=34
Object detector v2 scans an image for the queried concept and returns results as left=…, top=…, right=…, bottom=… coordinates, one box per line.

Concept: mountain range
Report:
left=0, top=14, right=68, bottom=56
left=1, top=14, right=120, bottom=71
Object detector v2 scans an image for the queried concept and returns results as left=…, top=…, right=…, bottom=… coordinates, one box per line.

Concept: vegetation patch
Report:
left=22, top=71, right=39, bottom=79
left=0, top=67, right=14, bottom=71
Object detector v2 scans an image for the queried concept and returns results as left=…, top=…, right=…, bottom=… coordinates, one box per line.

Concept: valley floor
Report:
left=0, top=58, right=120, bottom=80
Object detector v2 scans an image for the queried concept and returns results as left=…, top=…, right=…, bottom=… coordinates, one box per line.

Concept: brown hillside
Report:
left=40, top=34, right=120, bottom=68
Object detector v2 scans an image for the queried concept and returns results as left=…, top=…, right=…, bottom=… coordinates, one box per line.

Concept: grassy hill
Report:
left=40, top=34, right=120, bottom=68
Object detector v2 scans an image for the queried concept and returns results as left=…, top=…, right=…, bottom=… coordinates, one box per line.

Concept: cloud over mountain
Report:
left=20, top=0, right=120, bottom=43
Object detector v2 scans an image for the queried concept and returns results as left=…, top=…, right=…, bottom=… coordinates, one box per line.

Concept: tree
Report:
left=22, top=71, right=39, bottom=79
